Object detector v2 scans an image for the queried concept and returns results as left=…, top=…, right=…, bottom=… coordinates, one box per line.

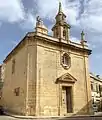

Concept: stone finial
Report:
left=81, top=30, right=85, bottom=41
left=59, top=2, right=62, bottom=13
left=80, top=30, right=87, bottom=45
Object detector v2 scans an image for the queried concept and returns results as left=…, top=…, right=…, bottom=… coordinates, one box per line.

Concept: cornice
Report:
left=3, top=31, right=92, bottom=63
left=34, top=33, right=92, bottom=55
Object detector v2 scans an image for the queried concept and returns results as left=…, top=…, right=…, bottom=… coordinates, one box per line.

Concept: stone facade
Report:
left=1, top=2, right=92, bottom=116
left=35, top=32, right=92, bottom=116
left=2, top=43, right=27, bottom=115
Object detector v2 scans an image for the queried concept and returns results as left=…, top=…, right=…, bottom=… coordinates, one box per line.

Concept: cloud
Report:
left=64, top=0, right=80, bottom=25
left=33, top=0, right=102, bottom=36
left=70, top=36, right=80, bottom=43
left=33, top=0, right=102, bottom=52
left=95, top=54, right=101, bottom=59
left=36, top=0, right=58, bottom=22
left=78, top=0, right=102, bottom=33
left=36, top=0, right=79, bottom=25
left=21, top=0, right=79, bottom=32
left=0, top=0, right=36, bottom=29
left=20, top=12, right=36, bottom=30
left=0, top=0, right=25, bottom=23
left=88, top=43, right=96, bottom=49
left=11, top=40, right=18, bottom=46
left=0, top=0, right=101, bottom=34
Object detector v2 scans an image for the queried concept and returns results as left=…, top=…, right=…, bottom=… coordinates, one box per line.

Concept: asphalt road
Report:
left=59, top=116, right=102, bottom=120
left=0, top=116, right=102, bottom=120
left=0, top=116, right=17, bottom=120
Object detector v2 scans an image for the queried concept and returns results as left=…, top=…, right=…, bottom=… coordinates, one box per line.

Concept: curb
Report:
left=4, top=112, right=102, bottom=119
left=4, top=112, right=63, bottom=119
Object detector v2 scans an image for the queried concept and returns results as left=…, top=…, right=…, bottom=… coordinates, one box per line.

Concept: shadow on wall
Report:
left=0, top=97, right=25, bottom=116
left=71, top=100, right=94, bottom=116
left=1, top=99, right=102, bottom=116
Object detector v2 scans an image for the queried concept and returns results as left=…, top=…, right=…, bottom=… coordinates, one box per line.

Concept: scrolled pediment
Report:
left=56, top=73, right=77, bottom=83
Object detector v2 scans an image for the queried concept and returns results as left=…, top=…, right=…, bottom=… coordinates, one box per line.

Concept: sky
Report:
left=0, top=0, right=102, bottom=76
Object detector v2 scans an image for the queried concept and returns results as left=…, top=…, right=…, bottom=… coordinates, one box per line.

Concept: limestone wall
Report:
left=26, top=38, right=37, bottom=115
left=2, top=43, right=27, bottom=115
left=1, top=35, right=91, bottom=116
left=36, top=45, right=58, bottom=116
left=36, top=39, right=91, bottom=116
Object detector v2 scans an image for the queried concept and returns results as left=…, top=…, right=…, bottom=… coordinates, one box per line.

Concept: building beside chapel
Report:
left=0, top=65, right=4, bottom=99
left=1, top=3, right=92, bottom=116
left=90, top=73, right=102, bottom=112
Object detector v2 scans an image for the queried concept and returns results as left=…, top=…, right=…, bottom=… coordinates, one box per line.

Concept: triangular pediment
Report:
left=56, top=73, right=77, bottom=83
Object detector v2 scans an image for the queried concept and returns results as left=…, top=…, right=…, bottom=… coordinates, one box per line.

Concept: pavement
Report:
left=0, top=116, right=17, bottom=120
left=1, top=111, right=102, bottom=120
left=0, top=115, right=102, bottom=120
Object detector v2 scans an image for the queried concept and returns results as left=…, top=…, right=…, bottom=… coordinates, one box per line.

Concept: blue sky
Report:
left=0, top=0, right=102, bottom=76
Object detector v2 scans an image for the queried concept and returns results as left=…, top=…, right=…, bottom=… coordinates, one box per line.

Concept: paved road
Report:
left=0, top=116, right=102, bottom=120
left=0, top=116, right=17, bottom=120
left=59, top=116, right=102, bottom=120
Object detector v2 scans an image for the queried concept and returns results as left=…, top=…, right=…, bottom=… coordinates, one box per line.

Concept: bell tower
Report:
left=52, top=2, right=71, bottom=42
